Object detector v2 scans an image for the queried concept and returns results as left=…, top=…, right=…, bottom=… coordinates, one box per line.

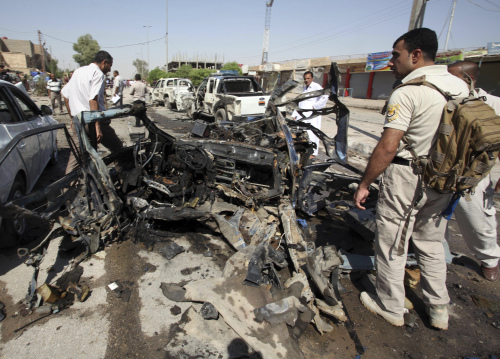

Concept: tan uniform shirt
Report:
left=384, top=65, right=469, bottom=160
left=130, top=81, right=148, bottom=102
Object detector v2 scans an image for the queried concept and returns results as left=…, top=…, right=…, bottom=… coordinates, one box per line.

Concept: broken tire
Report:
left=164, top=97, right=171, bottom=110
left=0, top=176, right=26, bottom=248
left=215, top=108, right=226, bottom=123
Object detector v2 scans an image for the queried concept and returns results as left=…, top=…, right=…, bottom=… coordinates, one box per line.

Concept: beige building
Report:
left=0, top=38, right=51, bottom=75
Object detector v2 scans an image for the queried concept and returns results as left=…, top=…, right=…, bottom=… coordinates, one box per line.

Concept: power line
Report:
left=0, top=27, right=37, bottom=34
left=466, top=0, right=500, bottom=11
left=268, top=6, right=413, bottom=57
left=483, top=0, right=500, bottom=7
left=238, top=0, right=447, bottom=61
left=41, top=32, right=166, bottom=48
left=268, top=1, right=411, bottom=52
left=235, top=2, right=411, bottom=59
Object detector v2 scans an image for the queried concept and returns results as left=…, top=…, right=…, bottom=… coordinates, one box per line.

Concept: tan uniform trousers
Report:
left=65, top=122, right=123, bottom=175
left=452, top=175, right=500, bottom=268
left=375, top=163, right=451, bottom=317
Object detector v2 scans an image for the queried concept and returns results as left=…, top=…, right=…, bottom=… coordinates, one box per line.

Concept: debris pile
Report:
left=0, top=66, right=380, bottom=356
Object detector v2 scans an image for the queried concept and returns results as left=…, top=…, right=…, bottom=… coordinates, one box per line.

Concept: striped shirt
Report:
left=47, top=79, right=62, bottom=93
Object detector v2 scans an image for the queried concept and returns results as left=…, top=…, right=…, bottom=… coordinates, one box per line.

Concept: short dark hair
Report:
left=304, top=71, right=313, bottom=79
left=94, top=51, right=113, bottom=64
left=113, top=70, right=119, bottom=75
left=393, top=28, right=438, bottom=62
left=135, top=74, right=141, bottom=80
left=448, top=61, right=480, bottom=82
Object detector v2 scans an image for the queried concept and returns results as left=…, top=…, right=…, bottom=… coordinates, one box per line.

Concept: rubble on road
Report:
left=0, top=64, right=381, bottom=356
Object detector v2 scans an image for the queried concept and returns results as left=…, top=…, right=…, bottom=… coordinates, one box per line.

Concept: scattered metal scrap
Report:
left=0, top=62, right=381, bottom=356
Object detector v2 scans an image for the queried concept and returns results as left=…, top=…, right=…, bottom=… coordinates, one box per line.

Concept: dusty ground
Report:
left=0, top=93, right=499, bottom=359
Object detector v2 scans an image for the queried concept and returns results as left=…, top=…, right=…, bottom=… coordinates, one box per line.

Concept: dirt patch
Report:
left=103, top=239, right=169, bottom=358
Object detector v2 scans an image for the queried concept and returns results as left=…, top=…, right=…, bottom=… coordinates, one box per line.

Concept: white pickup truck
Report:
left=150, top=77, right=195, bottom=111
left=185, top=75, right=270, bottom=122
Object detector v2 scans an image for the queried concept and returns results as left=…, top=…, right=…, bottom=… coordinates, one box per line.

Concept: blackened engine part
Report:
left=297, top=167, right=378, bottom=216
left=138, top=207, right=209, bottom=221
left=325, top=201, right=352, bottom=216
left=177, top=138, right=283, bottom=201
left=175, top=144, right=208, bottom=170
left=244, top=242, right=287, bottom=287
left=343, top=208, right=376, bottom=241
left=122, top=167, right=142, bottom=193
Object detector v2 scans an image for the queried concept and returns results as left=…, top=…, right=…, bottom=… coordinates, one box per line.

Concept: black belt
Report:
left=391, top=156, right=411, bottom=166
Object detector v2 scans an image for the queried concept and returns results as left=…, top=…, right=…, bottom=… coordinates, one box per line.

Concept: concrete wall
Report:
left=1, top=52, right=28, bottom=69
left=349, top=73, right=370, bottom=98
left=2, top=39, right=34, bottom=57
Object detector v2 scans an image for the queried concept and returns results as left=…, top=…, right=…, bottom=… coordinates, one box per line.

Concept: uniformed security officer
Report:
left=353, top=28, right=469, bottom=330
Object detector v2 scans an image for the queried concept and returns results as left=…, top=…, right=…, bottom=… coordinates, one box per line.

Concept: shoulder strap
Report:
left=381, top=76, right=428, bottom=115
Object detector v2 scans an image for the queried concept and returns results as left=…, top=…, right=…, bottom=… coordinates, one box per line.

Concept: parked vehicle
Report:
left=0, top=80, right=59, bottom=247
left=150, top=78, right=195, bottom=111
left=185, top=74, right=270, bottom=123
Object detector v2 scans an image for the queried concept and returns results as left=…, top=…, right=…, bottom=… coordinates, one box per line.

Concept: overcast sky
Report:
left=1, top=0, right=499, bottom=78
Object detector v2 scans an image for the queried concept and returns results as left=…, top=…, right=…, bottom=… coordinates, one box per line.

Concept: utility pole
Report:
left=444, top=0, right=458, bottom=51
left=261, top=0, right=274, bottom=64
left=38, top=30, right=45, bottom=73
left=166, top=0, right=169, bottom=72
left=408, top=0, right=428, bottom=31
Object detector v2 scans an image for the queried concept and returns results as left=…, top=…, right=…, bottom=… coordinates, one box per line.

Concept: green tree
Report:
left=190, top=68, right=212, bottom=87
left=73, top=34, right=100, bottom=66
left=47, top=58, right=63, bottom=78
left=148, top=67, right=167, bottom=83
left=34, top=76, right=47, bottom=96
left=221, top=61, right=242, bottom=75
left=176, top=64, right=193, bottom=79
left=132, top=58, right=149, bottom=79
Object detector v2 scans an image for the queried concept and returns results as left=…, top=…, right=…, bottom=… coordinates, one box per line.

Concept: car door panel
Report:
left=1, top=87, right=41, bottom=192
left=10, top=89, right=48, bottom=179
left=205, top=78, right=217, bottom=113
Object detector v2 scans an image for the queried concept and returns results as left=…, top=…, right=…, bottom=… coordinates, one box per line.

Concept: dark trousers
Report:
left=133, top=100, right=146, bottom=126
left=65, top=122, right=123, bottom=174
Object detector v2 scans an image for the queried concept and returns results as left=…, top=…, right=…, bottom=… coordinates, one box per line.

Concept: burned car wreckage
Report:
left=0, top=66, right=379, bottom=357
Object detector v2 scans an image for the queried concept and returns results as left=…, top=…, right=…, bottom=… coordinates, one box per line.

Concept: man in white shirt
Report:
left=62, top=51, right=123, bottom=174
left=291, top=71, right=328, bottom=157
left=46, top=73, right=63, bottom=115
left=113, top=70, right=124, bottom=106
left=354, top=28, right=469, bottom=330
left=447, top=61, right=500, bottom=282
left=130, top=73, right=148, bottom=127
